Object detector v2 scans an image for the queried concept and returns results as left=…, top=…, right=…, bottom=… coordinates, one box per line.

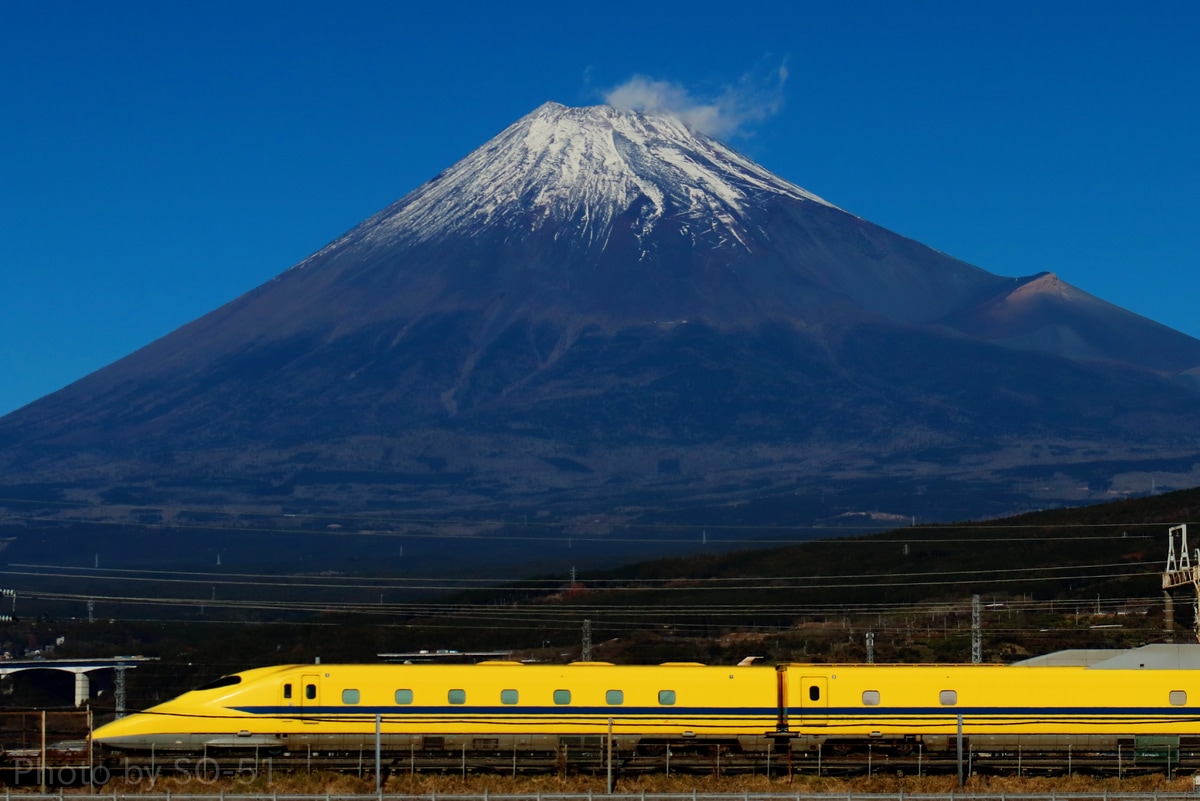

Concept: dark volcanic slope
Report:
left=1, top=102, right=1199, bottom=570
left=940, top=271, right=1200, bottom=372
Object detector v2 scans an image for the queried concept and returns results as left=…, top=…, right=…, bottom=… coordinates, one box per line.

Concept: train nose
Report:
left=92, top=712, right=151, bottom=748
left=92, top=712, right=197, bottom=751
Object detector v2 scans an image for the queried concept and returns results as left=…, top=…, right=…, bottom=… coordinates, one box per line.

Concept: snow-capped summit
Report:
left=290, top=101, right=1007, bottom=327
left=353, top=102, right=836, bottom=253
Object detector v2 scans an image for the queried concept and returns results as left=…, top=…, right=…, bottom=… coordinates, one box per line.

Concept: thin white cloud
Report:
left=603, top=62, right=788, bottom=139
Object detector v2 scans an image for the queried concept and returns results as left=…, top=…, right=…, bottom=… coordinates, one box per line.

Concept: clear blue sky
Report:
left=2, top=1, right=1198, bottom=416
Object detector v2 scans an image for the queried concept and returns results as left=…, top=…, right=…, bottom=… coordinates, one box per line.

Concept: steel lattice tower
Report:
left=971, top=594, right=982, bottom=663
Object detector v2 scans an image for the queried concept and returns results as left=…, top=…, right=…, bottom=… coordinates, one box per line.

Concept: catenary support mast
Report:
left=1162, top=524, right=1200, bottom=643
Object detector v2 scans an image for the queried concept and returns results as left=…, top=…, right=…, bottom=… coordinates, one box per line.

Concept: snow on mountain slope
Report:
left=267, top=101, right=1017, bottom=333
left=300, top=102, right=837, bottom=261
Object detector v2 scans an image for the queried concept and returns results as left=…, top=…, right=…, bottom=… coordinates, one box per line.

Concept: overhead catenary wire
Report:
left=0, top=558, right=1158, bottom=590
left=0, top=496, right=1184, bottom=539
left=1, top=495, right=1178, bottom=633
left=22, top=566, right=1161, bottom=621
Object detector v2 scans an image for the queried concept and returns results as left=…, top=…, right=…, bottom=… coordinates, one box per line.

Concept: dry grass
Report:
left=68, top=770, right=1200, bottom=796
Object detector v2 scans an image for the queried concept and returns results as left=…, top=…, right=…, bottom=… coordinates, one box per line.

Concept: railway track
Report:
left=2, top=742, right=1197, bottom=788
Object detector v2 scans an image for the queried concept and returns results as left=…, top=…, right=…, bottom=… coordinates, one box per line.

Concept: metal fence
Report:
left=3, top=793, right=1200, bottom=801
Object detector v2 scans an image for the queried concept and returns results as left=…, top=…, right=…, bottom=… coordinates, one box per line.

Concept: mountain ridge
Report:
left=939, top=271, right=1200, bottom=372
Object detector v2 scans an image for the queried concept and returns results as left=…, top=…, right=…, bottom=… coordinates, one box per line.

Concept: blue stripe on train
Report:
left=799, top=706, right=1200, bottom=717
left=227, top=704, right=1200, bottom=719
left=230, top=705, right=774, bottom=717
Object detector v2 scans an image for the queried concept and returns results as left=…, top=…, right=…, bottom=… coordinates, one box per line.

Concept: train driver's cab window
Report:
left=342, top=689, right=360, bottom=704
left=283, top=684, right=292, bottom=699
left=500, top=689, right=519, bottom=705
left=305, top=684, right=316, bottom=700
left=448, top=689, right=467, bottom=705
left=862, top=690, right=881, bottom=706
left=606, top=689, right=624, bottom=705
left=395, top=689, right=414, bottom=705
left=658, top=690, right=676, bottom=705
left=196, top=675, right=242, bottom=691
left=808, top=685, right=820, bottom=701
left=939, top=690, right=958, bottom=706
left=1171, top=690, right=1188, bottom=706
left=553, top=689, right=571, bottom=705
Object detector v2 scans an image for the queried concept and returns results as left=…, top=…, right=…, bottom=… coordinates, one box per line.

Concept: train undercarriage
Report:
left=5, top=732, right=1200, bottom=785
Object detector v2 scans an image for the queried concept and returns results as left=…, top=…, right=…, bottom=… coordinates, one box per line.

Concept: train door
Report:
left=775, top=666, right=789, bottom=732
left=300, top=673, right=321, bottom=721
left=799, top=675, right=828, bottom=726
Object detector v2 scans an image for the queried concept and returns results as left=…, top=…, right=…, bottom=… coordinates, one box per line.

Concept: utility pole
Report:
left=971, top=594, right=982, bottom=663
left=866, top=631, right=875, bottom=664
left=582, top=619, right=593, bottom=661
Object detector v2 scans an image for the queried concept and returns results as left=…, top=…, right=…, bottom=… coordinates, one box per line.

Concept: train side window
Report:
left=658, top=690, right=676, bottom=705
left=305, top=684, right=316, bottom=700
left=862, top=690, right=880, bottom=706
left=501, top=689, right=519, bottom=705
left=606, top=689, right=624, bottom=705
left=553, top=689, right=571, bottom=705
left=939, top=690, right=958, bottom=706
left=808, top=685, right=820, bottom=702
left=342, top=689, right=360, bottom=704
left=1171, top=690, right=1187, bottom=706
left=448, top=689, right=467, bottom=705
left=283, top=684, right=292, bottom=699
left=395, top=689, right=414, bottom=705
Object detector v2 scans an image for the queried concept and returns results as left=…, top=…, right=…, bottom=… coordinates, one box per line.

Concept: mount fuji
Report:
left=2, top=102, right=1199, bottom=571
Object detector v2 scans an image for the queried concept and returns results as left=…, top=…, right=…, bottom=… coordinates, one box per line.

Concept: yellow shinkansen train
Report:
left=90, top=645, right=1200, bottom=775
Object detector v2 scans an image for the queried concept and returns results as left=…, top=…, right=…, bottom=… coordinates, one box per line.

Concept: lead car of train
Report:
left=90, top=645, right=1200, bottom=775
